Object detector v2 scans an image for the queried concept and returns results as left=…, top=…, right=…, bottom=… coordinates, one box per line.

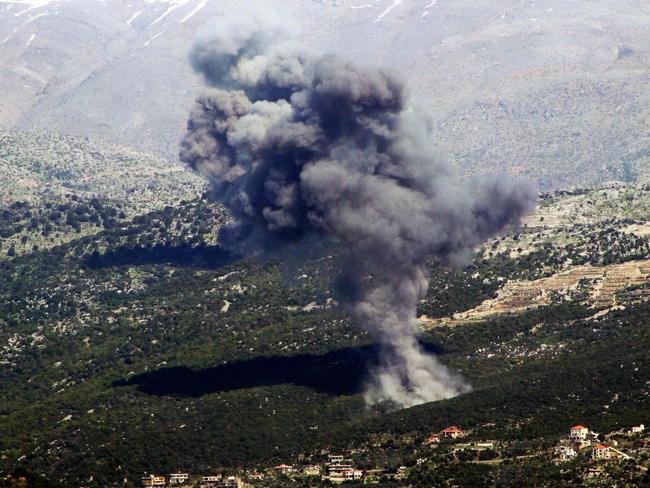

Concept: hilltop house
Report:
left=273, top=464, right=295, bottom=475
left=141, top=475, right=166, bottom=488
left=440, top=426, right=465, bottom=439
left=591, top=445, right=612, bottom=460
left=169, top=473, right=190, bottom=485
left=630, top=424, right=645, bottom=435
left=200, top=475, right=222, bottom=488
left=325, top=455, right=363, bottom=483
left=569, top=425, right=589, bottom=441
left=325, top=467, right=363, bottom=483
left=217, top=476, right=243, bottom=488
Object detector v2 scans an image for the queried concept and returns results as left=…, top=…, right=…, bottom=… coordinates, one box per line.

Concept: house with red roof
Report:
left=440, top=426, right=464, bottom=439
left=591, top=445, right=611, bottom=460
left=273, top=464, right=296, bottom=475
left=569, top=425, right=589, bottom=441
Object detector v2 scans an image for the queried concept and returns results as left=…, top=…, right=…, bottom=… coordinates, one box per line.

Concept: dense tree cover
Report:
left=0, top=468, right=68, bottom=488
left=408, top=458, right=588, bottom=488
left=0, top=194, right=649, bottom=487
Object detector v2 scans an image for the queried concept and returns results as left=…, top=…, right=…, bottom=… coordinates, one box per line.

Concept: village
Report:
left=135, top=422, right=649, bottom=487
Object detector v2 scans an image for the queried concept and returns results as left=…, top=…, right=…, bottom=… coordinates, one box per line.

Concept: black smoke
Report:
left=180, top=13, right=536, bottom=407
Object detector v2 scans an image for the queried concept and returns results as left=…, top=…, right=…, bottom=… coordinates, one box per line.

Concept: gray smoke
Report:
left=180, top=13, right=536, bottom=408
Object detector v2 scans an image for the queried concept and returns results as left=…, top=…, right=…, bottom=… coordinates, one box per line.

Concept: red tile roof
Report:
left=571, top=425, right=587, bottom=430
left=441, top=426, right=463, bottom=433
left=593, top=445, right=609, bottom=450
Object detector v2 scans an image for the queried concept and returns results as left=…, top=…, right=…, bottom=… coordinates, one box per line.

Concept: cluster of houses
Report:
left=138, top=422, right=646, bottom=487
left=554, top=423, right=644, bottom=462
left=140, top=454, right=367, bottom=487
left=141, top=473, right=243, bottom=488
left=421, top=422, right=646, bottom=465
left=271, top=455, right=364, bottom=483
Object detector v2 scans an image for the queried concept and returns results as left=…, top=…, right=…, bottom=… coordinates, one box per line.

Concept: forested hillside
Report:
left=1, top=183, right=650, bottom=486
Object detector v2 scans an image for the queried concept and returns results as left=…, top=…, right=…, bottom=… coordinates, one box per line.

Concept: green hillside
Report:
left=1, top=186, right=650, bottom=486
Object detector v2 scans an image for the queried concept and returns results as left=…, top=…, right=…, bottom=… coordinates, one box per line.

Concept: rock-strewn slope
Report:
left=0, top=0, right=648, bottom=188
left=0, top=131, right=204, bottom=210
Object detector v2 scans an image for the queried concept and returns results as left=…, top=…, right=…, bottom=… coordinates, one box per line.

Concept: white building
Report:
left=631, top=424, right=645, bottom=435
left=569, top=425, right=589, bottom=441
left=217, top=476, right=242, bottom=488
left=440, top=426, right=464, bottom=439
left=273, top=464, right=295, bottom=475
left=141, top=475, right=166, bottom=488
left=591, top=445, right=612, bottom=460
left=325, top=468, right=363, bottom=483
left=201, top=475, right=222, bottom=488
left=169, top=473, right=189, bottom=485
left=326, top=455, right=362, bottom=484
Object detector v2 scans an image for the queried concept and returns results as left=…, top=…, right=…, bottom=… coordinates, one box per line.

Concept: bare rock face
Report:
left=1, top=0, right=649, bottom=188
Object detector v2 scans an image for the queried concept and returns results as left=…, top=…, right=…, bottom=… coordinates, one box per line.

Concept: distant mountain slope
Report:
left=0, top=0, right=648, bottom=188
left=0, top=131, right=204, bottom=210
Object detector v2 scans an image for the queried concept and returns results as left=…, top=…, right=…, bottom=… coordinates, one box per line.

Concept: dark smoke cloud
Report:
left=180, top=12, right=536, bottom=407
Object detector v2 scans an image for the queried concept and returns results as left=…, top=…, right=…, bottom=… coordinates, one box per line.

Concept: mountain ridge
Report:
left=1, top=0, right=648, bottom=188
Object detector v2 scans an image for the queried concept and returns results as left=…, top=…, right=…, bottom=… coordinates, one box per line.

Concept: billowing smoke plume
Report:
left=180, top=13, right=536, bottom=408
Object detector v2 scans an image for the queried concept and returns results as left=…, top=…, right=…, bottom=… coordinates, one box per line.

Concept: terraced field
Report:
left=423, top=185, right=650, bottom=327
left=421, top=259, right=650, bottom=327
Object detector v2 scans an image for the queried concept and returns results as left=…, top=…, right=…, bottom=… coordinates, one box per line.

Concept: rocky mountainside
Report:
left=0, top=0, right=648, bottom=188
left=0, top=131, right=204, bottom=209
